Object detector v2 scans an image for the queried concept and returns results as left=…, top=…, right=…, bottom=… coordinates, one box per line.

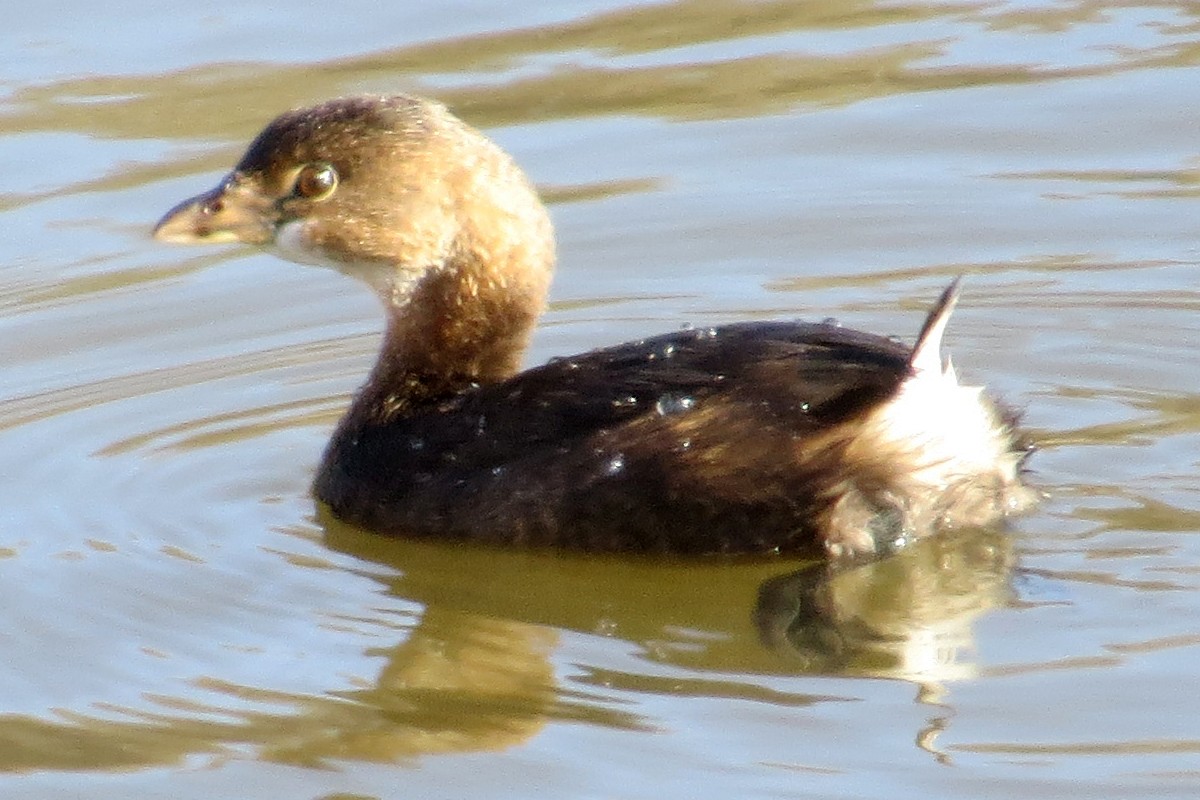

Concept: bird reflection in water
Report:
left=0, top=524, right=1017, bottom=772
left=753, top=525, right=1015, bottom=764
left=755, top=526, right=1015, bottom=681
left=309, top=517, right=1018, bottom=765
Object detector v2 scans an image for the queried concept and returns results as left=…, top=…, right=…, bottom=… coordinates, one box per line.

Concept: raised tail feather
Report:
left=909, top=278, right=962, bottom=380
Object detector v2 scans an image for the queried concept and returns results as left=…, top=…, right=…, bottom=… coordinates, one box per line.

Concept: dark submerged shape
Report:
left=154, top=94, right=1035, bottom=558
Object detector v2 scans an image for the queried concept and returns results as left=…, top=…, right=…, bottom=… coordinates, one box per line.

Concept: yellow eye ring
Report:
left=293, top=163, right=339, bottom=201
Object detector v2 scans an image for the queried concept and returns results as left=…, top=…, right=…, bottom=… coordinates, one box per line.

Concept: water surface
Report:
left=3, top=2, right=1200, bottom=798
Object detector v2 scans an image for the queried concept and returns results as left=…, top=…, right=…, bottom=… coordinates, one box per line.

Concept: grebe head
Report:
left=154, top=94, right=556, bottom=381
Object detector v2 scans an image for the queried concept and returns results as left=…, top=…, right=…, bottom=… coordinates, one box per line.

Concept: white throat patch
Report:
left=274, top=219, right=417, bottom=304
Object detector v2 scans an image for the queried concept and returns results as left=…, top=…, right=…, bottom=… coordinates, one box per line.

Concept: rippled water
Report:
left=3, top=2, right=1200, bottom=798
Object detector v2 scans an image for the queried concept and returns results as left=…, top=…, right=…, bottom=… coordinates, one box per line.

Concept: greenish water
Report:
left=3, top=2, right=1200, bottom=798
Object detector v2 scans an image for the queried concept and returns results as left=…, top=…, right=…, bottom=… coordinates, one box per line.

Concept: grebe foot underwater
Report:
left=154, top=94, right=1036, bottom=558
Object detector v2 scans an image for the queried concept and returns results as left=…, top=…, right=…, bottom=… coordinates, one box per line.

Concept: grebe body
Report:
left=154, top=95, right=1034, bottom=558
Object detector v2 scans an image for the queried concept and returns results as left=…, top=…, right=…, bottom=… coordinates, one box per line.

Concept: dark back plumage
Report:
left=316, top=320, right=915, bottom=554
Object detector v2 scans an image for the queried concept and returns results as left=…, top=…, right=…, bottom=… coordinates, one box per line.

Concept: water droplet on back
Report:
left=655, top=394, right=696, bottom=416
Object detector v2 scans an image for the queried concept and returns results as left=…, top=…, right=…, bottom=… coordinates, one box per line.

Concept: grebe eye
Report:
left=292, top=163, right=338, bottom=201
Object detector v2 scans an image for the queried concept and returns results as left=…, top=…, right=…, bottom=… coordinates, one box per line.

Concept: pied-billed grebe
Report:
left=154, top=94, right=1035, bottom=558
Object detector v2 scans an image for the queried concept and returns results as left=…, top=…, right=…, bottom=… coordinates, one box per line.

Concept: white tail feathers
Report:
left=824, top=278, right=1036, bottom=560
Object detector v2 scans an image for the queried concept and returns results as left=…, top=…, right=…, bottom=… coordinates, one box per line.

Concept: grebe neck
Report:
left=353, top=255, right=545, bottom=423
